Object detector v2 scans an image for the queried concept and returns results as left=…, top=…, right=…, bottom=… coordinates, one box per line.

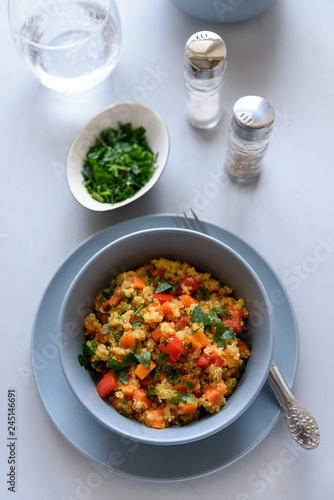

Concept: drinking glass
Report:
left=8, top=0, right=122, bottom=93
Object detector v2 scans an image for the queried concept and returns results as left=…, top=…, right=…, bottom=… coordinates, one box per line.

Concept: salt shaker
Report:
left=225, top=96, right=275, bottom=181
left=184, top=31, right=227, bottom=129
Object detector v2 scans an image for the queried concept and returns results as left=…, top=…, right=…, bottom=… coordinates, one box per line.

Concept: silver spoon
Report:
left=268, top=362, right=320, bottom=449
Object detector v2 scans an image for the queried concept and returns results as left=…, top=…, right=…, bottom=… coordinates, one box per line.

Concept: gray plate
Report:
left=31, top=214, right=299, bottom=481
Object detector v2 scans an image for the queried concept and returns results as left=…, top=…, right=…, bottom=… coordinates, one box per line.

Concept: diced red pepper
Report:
left=175, top=316, right=187, bottom=331
left=196, top=350, right=224, bottom=368
left=96, top=371, right=116, bottom=398
left=153, top=292, right=175, bottom=304
left=175, top=276, right=200, bottom=295
left=174, top=375, right=196, bottom=393
left=222, top=308, right=243, bottom=333
left=158, top=336, right=184, bottom=364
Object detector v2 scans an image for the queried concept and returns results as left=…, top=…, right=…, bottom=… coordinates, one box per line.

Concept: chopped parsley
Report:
left=190, top=304, right=236, bottom=343
left=155, top=279, right=178, bottom=294
left=81, top=123, right=158, bottom=205
left=82, top=341, right=97, bottom=358
left=131, top=320, right=142, bottom=330
left=134, top=351, right=151, bottom=369
left=169, top=392, right=197, bottom=405
left=195, top=285, right=211, bottom=300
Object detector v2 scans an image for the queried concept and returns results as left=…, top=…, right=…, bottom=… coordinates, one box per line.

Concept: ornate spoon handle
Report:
left=268, top=361, right=320, bottom=449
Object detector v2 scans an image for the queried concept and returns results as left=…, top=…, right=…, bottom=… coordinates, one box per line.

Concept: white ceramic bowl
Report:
left=66, top=102, right=169, bottom=211
left=58, top=228, right=275, bottom=446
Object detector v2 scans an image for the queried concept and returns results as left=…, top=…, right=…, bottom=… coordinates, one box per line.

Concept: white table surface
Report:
left=1, top=0, right=333, bottom=498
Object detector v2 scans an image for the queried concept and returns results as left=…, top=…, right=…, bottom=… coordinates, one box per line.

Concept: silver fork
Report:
left=173, top=210, right=320, bottom=450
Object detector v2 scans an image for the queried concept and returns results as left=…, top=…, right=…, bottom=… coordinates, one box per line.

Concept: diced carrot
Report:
left=153, top=292, right=175, bottom=304
left=151, top=268, right=163, bottom=277
left=178, top=401, right=198, bottom=415
left=135, top=360, right=156, bottom=380
left=203, top=383, right=227, bottom=405
left=162, top=301, right=179, bottom=321
left=144, top=408, right=169, bottom=429
left=180, top=294, right=198, bottom=308
left=120, top=331, right=136, bottom=348
left=188, top=330, right=210, bottom=350
left=131, top=276, right=146, bottom=289
left=143, top=301, right=165, bottom=320
left=96, top=371, right=116, bottom=399
left=151, top=326, right=163, bottom=342
left=114, top=397, right=132, bottom=414
left=133, top=389, right=151, bottom=405
left=94, top=295, right=109, bottom=311
left=120, top=383, right=135, bottom=399
left=108, top=291, right=122, bottom=306
left=97, top=326, right=110, bottom=342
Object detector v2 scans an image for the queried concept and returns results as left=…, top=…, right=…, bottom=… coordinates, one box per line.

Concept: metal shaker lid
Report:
left=231, top=96, right=275, bottom=141
left=185, top=31, right=226, bottom=79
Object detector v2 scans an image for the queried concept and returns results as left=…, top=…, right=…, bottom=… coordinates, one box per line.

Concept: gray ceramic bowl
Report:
left=58, top=228, right=275, bottom=446
left=170, top=0, right=277, bottom=23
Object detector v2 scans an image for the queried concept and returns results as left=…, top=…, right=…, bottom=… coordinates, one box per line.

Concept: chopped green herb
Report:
left=112, top=331, right=122, bottom=344
left=208, top=305, right=232, bottom=321
left=134, top=351, right=151, bottom=369
left=81, top=123, right=158, bottom=205
left=83, top=341, right=97, bottom=358
left=118, top=400, right=130, bottom=409
left=134, top=304, right=145, bottom=316
left=107, top=352, right=136, bottom=371
left=78, top=353, right=100, bottom=384
left=127, top=292, right=134, bottom=304
left=196, top=285, right=211, bottom=300
left=239, top=359, right=247, bottom=374
left=119, top=410, right=132, bottom=419
left=179, top=379, right=195, bottom=392
left=78, top=353, right=90, bottom=370
left=163, top=363, right=173, bottom=375
left=115, top=369, right=129, bottom=384
left=102, top=285, right=116, bottom=300
left=155, top=279, right=178, bottom=294
left=214, top=328, right=236, bottom=348
left=158, top=352, right=170, bottom=363
left=169, top=392, right=197, bottom=405
left=146, top=386, right=156, bottom=398
left=190, top=305, right=211, bottom=327
left=131, top=320, right=142, bottom=329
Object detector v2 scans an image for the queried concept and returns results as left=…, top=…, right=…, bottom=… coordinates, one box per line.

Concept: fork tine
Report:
left=190, top=209, right=209, bottom=235
left=182, top=211, right=196, bottom=231
left=173, top=210, right=209, bottom=235
left=172, top=215, right=187, bottom=229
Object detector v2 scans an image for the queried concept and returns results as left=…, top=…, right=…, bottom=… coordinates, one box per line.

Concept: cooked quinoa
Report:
left=78, top=258, right=251, bottom=429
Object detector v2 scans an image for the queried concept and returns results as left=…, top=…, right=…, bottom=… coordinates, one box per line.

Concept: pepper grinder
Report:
left=184, top=31, right=227, bottom=129
left=225, top=95, right=275, bottom=181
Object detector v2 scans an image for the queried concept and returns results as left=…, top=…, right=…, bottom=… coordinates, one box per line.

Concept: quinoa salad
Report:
left=78, top=258, right=251, bottom=429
